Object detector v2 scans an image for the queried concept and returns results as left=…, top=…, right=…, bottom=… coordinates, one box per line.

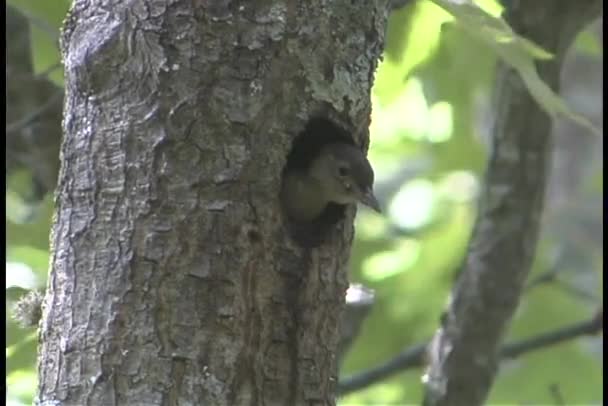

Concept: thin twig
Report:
left=7, top=62, right=63, bottom=82
left=549, top=383, right=566, bottom=406
left=338, top=312, right=602, bottom=395
left=338, top=343, right=427, bottom=394
left=35, top=62, right=63, bottom=80
left=14, top=8, right=59, bottom=38
left=525, top=268, right=598, bottom=303
left=6, top=91, right=63, bottom=134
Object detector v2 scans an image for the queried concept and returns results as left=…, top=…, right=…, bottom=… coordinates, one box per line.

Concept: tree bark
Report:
left=36, top=1, right=389, bottom=405
left=423, top=2, right=602, bottom=406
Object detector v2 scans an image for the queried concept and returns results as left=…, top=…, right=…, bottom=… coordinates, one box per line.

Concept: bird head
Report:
left=309, top=143, right=381, bottom=213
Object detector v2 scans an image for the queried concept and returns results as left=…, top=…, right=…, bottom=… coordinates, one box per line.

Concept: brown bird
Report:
left=281, top=142, right=381, bottom=222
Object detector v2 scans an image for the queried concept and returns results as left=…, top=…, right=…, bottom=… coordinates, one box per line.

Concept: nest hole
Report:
left=282, top=117, right=357, bottom=248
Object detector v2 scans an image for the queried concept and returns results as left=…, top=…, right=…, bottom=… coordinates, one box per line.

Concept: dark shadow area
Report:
left=281, top=117, right=357, bottom=248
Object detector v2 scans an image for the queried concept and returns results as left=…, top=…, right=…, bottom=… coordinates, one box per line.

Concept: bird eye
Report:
left=338, top=166, right=349, bottom=177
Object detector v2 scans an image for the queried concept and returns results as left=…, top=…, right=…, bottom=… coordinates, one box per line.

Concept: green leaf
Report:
left=429, top=0, right=602, bottom=137
left=574, top=28, right=602, bottom=57
left=6, top=367, right=38, bottom=404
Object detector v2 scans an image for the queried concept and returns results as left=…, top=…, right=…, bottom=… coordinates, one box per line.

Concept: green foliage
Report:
left=340, top=1, right=602, bottom=405
left=430, top=0, right=602, bottom=137
left=6, top=197, right=51, bottom=404
left=574, top=28, right=603, bottom=56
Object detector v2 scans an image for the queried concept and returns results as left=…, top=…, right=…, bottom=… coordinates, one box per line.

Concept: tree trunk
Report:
left=36, top=1, right=389, bottom=405
left=423, top=1, right=602, bottom=406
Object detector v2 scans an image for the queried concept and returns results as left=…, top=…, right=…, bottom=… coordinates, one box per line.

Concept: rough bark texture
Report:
left=36, top=1, right=389, bottom=405
left=423, top=2, right=602, bottom=406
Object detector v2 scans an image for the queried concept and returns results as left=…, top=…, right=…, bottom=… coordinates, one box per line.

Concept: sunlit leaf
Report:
left=574, top=30, right=602, bottom=57
left=429, top=0, right=602, bottom=137
left=7, top=246, right=50, bottom=277
left=389, top=179, right=436, bottom=229
left=362, top=240, right=421, bottom=281
left=6, top=263, right=38, bottom=290
left=6, top=368, right=37, bottom=404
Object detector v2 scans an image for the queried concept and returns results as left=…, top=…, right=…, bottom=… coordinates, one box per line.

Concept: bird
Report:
left=281, top=142, right=381, bottom=222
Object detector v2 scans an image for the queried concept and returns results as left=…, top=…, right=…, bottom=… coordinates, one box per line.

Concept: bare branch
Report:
left=338, top=312, right=602, bottom=395
left=501, top=310, right=602, bottom=359
left=13, top=7, right=59, bottom=38
left=548, top=383, right=566, bottom=406
left=6, top=91, right=63, bottom=134
left=525, top=268, right=598, bottom=304
left=338, top=343, right=427, bottom=395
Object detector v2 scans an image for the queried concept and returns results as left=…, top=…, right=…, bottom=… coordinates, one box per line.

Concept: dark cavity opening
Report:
left=281, top=117, right=356, bottom=248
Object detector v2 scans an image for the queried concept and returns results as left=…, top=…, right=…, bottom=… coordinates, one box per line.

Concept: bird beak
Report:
left=359, top=188, right=381, bottom=213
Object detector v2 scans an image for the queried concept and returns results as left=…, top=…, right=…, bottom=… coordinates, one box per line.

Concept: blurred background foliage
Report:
left=5, top=1, right=602, bottom=405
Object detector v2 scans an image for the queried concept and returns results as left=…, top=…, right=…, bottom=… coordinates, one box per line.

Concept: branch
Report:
left=422, top=2, right=603, bottom=405
left=501, top=310, right=602, bottom=359
left=338, top=343, right=427, bottom=395
left=6, top=91, right=63, bottom=134
left=338, top=312, right=602, bottom=395
left=525, top=267, right=599, bottom=304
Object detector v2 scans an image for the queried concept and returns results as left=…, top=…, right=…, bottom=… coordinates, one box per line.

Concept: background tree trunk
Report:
left=423, top=1, right=602, bottom=405
left=36, top=1, right=389, bottom=405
